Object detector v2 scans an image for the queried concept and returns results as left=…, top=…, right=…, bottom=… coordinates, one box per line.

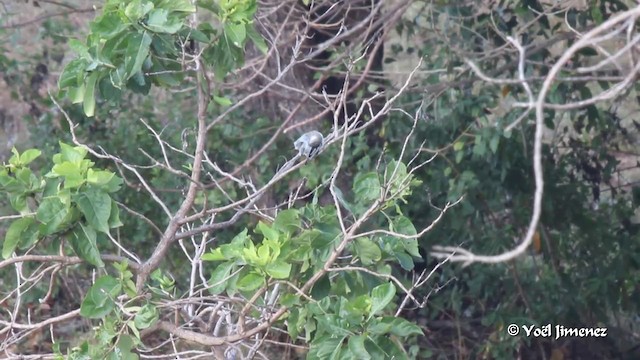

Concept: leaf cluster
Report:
left=1, top=143, right=123, bottom=267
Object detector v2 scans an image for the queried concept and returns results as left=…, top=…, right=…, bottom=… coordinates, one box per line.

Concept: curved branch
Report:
left=432, top=5, right=640, bottom=265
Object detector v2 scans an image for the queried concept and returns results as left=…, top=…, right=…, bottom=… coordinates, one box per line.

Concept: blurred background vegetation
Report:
left=1, top=0, right=639, bottom=358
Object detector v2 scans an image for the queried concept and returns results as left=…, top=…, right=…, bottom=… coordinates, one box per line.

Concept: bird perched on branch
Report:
left=294, top=130, right=324, bottom=159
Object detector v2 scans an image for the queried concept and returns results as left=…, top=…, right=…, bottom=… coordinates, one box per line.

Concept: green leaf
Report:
left=128, top=67, right=150, bottom=95
left=2, top=217, right=37, bottom=258
left=86, top=169, right=115, bottom=186
left=124, top=32, right=152, bottom=80
left=385, top=160, right=407, bottom=186
left=58, top=142, right=88, bottom=163
left=455, top=149, right=464, bottom=163
left=208, top=35, right=244, bottom=80
left=83, top=72, right=99, bottom=117
left=8, top=148, right=19, bottom=166
left=110, top=64, right=127, bottom=88
left=237, top=272, right=265, bottom=292
left=103, top=175, right=124, bottom=193
left=98, top=76, right=122, bottom=101
left=151, top=269, right=176, bottom=294
left=394, top=251, right=414, bottom=270
left=90, top=12, right=128, bottom=40
left=111, top=335, right=139, bottom=360
left=182, top=26, right=210, bottom=43
left=76, top=188, right=112, bottom=234
left=134, top=304, right=159, bottom=329
left=348, top=335, right=371, bottom=360
left=126, top=321, right=141, bottom=343
left=473, top=135, right=486, bottom=157
left=256, top=221, right=279, bottom=242
left=453, top=141, right=464, bottom=151
left=108, top=200, right=124, bottom=228
left=68, top=84, right=85, bottom=104
left=70, top=223, right=104, bottom=267
left=591, top=6, right=603, bottom=24
left=392, top=216, right=420, bottom=257
left=213, top=95, right=232, bottom=107
left=202, top=249, right=225, bottom=261
left=204, top=230, right=248, bottom=261
left=0, top=170, right=24, bottom=193
left=353, top=172, right=381, bottom=202
left=68, top=39, right=90, bottom=59
left=155, top=0, right=196, bottom=12
left=37, top=196, right=69, bottom=235
left=59, top=59, right=89, bottom=89
left=388, top=318, right=423, bottom=336
left=273, top=209, right=300, bottom=235
left=195, top=0, right=219, bottom=12
left=279, top=294, right=300, bottom=307
left=15, top=167, right=38, bottom=190
left=208, top=262, right=234, bottom=295
left=246, top=25, right=268, bottom=54
left=310, top=275, right=331, bottom=299
left=308, top=336, right=345, bottom=359
left=346, top=295, right=371, bottom=317
left=224, top=23, right=246, bottom=46
left=17, top=219, right=40, bottom=250
left=354, top=237, right=381, bottom=265
left=124, top=0, right=154, bottom=20
left=146, top=9, right=184, bottom=34
left=369, top=283, right=395, bottom=319
left=19, top=149, right=41, bottom=165
left=286, top=307, right=303, bottom=339
left=368, top=317, right=423, bottom=337
left=9, top=194, right=28, bottom=214
left=489, top=134, right=500, bottom=154
left=265, top=261, right=291, bottom=279
left=80, top=275, right=120, bottom=318
left=368, top=336, right=408, bottom=360
left=51, top=162, right=85, bottom=188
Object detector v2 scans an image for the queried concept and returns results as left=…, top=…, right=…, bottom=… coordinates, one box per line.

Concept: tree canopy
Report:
left=1, top=0, right=639, bottom=359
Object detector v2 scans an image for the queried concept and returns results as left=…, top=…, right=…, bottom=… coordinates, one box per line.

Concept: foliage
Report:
left=0, top=144, right=122, bottom=266
left=58, top=0, right=265, bottom=117
left=376, top=0, right=640, bottom=357
left=200, top=166, right=425, bottom=358
left=3, top=0, right=429, bottom=359
left=1, top=0, right=640, bottom=359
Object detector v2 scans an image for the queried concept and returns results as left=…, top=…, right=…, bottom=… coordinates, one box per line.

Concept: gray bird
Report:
left=294, top=131, right=324, bottom=159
